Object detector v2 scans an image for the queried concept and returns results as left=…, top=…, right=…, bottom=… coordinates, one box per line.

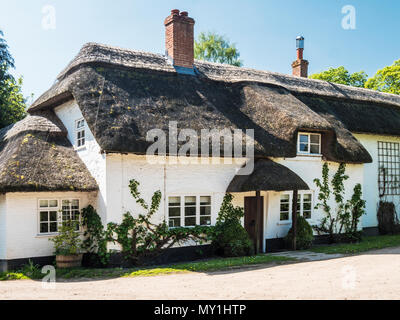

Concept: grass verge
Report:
left=310, top=234, right=400, bottom=255
left=0, top=254, right=294, bottom=281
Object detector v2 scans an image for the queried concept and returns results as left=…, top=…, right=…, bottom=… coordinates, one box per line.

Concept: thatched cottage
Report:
left=1, top=10, right=400, bottom=270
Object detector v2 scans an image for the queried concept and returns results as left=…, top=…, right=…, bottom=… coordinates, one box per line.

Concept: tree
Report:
left=0, top=30, right=26, bottom=129
left=310, top=66, right=368, bottom=88
left=194, top=32, right=243, bottom=67
left=365, top=59, right=400, bottom=95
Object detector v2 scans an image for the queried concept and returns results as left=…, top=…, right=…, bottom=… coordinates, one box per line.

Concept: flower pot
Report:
left=56, top=254, right=83, bottom=269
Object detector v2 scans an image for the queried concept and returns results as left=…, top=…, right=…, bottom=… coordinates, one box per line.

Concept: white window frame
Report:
left=279, top=191, right=314, bottom=222
left=37, top=198, right=81, bottom=235
left=75, top=118, right=86, bottom=149
left=297, top=132, right=321, bottom=156
left=167, top=195, right=212, bottom=228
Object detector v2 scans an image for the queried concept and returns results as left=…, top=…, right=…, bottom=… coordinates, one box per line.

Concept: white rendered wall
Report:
left=54, top=100, right=107, bottom=222
left=0, top=195, right=6, bottom=259
left=354, top=133, right=400, bottom=228
left=105, top=154, right=247, bottom=227
left=3, top=192, right=95, bottom=260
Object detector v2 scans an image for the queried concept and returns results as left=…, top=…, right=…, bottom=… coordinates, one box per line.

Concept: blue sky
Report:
left=1, top=0, right=399, bottom=103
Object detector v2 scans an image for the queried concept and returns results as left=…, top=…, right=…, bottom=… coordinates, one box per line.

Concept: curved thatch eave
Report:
left=0, top=114, right=98, bottom=194
left=227, top=159, right=309, bottom=192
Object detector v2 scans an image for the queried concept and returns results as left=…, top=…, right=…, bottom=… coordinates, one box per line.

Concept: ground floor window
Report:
left=168, top=195, right=212, bottom=228
left=279, top=192, right=313, bottom=221
left=38, top=199, right=81, bottom=234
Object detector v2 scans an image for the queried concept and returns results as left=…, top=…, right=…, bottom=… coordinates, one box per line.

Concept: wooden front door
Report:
left=244, top=196, right=264, bottom=253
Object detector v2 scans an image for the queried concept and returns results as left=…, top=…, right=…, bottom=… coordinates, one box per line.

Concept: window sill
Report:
left=277, top=219, right=314, bottom=226
left=74, top=145, right=87, bottom=152
left=36, top=231, right=83, bottom=238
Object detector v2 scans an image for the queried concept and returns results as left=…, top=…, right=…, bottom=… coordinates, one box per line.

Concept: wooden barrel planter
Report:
left=56, top=254, right=83, bottom=268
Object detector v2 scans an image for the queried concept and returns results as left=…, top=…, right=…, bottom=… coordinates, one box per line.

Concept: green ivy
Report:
left=314, top=163, right=366, bottom=243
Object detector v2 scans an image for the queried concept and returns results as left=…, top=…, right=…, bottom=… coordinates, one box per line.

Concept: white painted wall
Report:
left=2, top=192, right=95, bottom=260
left=354, top=133, right=400, bottom=228
left=0, top=195, right=6, bottom=259
left=105, top=154, right=247, bottom=227
left=54, top=100, right=107, bottom=222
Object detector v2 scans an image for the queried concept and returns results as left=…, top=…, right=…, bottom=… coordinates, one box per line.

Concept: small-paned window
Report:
left=298, top=133, right=321, bottom=155
left=75, top=119, right=85, bottom=148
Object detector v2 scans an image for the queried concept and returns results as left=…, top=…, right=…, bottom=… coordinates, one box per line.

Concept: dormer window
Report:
left=75, top=118, right=85, bottom=148
left=298, top=132, right=321, bottom=155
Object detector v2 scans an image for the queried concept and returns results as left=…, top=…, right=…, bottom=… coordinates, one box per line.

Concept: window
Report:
left=378, top=141, right=400, bottom=196
left=75, top=119, right=85, bottom=148
left=280, top=192, right=313, bottom=221
left=298, top=133, right=321, bottom=155
left=168, top=196, right=212, bottom=228
left=38, top=199, right=81, bottom=234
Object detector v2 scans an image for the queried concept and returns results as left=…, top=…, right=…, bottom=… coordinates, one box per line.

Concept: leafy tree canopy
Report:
left=310, top=66, right=368, bottom=88
left=194, top=32, right=243, bottom=67
left=0, top=30, right=26, bottom=129
left=365, top=59, right=400, bottom=95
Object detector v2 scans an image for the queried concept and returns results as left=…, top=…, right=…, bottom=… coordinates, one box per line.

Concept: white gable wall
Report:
left=354, top=133, right=400, bottom=228
left=54, top=100, right=107, bottom=222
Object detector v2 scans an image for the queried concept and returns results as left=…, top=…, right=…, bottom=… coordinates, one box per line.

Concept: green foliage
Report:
left=49, top=222, right=82, bottom=256
left=194, top=32, right=243, bottom=67
left=81, top=205, right=110, bottom=266
left=314, top=163, right=366, bottom=243
left=285, top=215, right=314, bottom=250
left=310, top=66, right=368, bottom=88
left=365, top=59, right=400, bottom=95
left=212, top=194, right=253, bottom=257
left=0, top=30, right=27, bottom=129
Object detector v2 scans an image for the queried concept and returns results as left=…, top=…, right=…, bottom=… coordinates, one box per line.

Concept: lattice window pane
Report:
left=378, top=141, right=400, bottom=196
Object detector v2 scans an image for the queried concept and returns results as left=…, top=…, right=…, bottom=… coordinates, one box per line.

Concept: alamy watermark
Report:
left=146, top=122, right=255, bottom=175
left=342, top=5, right=356, bottom=30
left=41, top=265, right=56, bottom=289
left=42, top=5, right=56, bottom=30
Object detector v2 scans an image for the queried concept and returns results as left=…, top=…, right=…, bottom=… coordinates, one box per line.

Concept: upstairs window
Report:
left=168, top=195, right=212, bottom=228
left=75, top=119, right=85, bottom=148
left=298, top=133, right=321, bottom=156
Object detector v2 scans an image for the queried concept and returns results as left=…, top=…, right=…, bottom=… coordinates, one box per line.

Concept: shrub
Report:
left=285, top=215, right=314, bottom=250
left=49, top=221, right=82, bottom=256
left=377, top=201, right=400, bottom=235
left=212, top=194, right=254, bottom=257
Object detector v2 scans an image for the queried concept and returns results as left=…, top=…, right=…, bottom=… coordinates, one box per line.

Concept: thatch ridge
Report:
left=40, top=42, right=400, bottom=109
left=227, top=159, right=310, bottom=192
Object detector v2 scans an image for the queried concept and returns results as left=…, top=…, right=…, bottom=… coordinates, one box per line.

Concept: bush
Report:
left=377, top=201, right=400, bottom=235
left=49, top=221, right=82, bottom=255
left=285, top=215, right=314, bottom=250
left=212, top=194, right=254, bottom=257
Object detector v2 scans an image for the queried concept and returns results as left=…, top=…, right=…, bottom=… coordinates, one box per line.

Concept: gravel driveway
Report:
left=1, top=247, right=400, bottom=300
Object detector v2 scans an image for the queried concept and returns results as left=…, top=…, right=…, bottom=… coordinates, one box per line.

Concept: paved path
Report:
left=270, top=250, right=344, bottom=261
left=1, top=247, right=400, bottom=300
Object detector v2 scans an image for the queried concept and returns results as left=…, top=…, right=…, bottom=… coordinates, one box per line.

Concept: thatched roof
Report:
left=227, top=159, right=309, bottom=192
left=27, top=43, right=400, bottom=163
left=0, top=112, right=98, bottom=193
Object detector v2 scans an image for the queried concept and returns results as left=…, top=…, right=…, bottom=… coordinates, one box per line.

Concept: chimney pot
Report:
left=180, top=11, right=188, bottom=17
left=171, top=9, right=180, bottom=16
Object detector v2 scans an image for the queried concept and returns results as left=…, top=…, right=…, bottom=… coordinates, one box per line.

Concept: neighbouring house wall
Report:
left=54, top=100, right=107, bottom=222
left=105, top=154, right=246, bottom=226
left=3, top=191, right=95, bottom=260
left=354, top=133, right=400, bottom=228
left=0, top=195, right=6, bottom=259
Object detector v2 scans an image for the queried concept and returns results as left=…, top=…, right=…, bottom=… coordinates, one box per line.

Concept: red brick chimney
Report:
left=292, top=36, right=309, bottom=78
left=164, top=9, right=195, bottom=70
